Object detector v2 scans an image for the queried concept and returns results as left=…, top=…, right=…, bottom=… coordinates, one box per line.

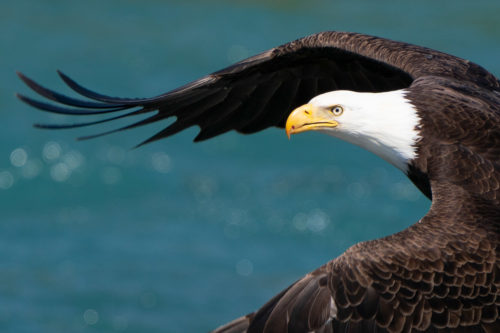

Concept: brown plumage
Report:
left=17, top=31, right=500, bottom=332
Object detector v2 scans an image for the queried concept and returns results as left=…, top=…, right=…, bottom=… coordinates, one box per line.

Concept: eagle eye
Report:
left=331, top=105, right=344, bottom=116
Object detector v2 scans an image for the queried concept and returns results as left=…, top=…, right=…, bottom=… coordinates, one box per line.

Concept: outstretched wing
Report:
left=211, top=198, right=500, bottom=333
left=17, top=31, right=497, bottom=146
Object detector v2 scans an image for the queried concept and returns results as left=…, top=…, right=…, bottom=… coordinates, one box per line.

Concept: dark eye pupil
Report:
left=331, top=106, right=342, bottom=115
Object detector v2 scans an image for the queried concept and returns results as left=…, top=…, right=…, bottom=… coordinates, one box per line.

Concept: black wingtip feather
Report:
left=74, top=111, right=163, bottom=142
left=33, top=122, right=99, bottom=130
left=57, top=70, right=127, bottom=103
left=16, top=93, right=131, bottom=116
left=134, top=120, right=194, bottom=148
left=33, top=123, right=65, bottom=129
left=31, top=109, right=150, bottom=130
left=16, top=71, right=26, bottom=81
left=57, top=70, right=160, bottom=105
left=17, top=70, right=172, bottom=144
left=17, top=71, right=125, bottom=109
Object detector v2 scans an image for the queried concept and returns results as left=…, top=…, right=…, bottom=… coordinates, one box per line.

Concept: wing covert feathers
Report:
left=212, top=216, right=499, bottom=333
left=212, top=175, right=500, bottom=332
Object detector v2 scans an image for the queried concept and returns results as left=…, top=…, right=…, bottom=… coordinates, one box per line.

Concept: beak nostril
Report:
left=304, top=111, right=310, bottom=115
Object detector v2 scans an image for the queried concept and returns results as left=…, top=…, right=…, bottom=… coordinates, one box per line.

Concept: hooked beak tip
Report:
left=286, top=125, right=294, bottom=140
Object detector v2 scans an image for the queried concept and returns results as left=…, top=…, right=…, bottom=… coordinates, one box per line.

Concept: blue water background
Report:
left=2, top=1, right=500, bottom=332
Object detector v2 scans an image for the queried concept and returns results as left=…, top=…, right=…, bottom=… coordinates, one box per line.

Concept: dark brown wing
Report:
left=16, top=31, right=498, bottom=146
left=211, top=182, right=500, bottom=333
left=212, top=267, right=336, bottom=333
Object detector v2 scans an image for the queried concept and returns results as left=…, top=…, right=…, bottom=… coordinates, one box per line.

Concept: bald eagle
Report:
left=17, top=31, right=500, bottom=333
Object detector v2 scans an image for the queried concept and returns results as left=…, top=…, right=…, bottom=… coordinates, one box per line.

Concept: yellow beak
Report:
left=285, top=104, right=339, bottom=139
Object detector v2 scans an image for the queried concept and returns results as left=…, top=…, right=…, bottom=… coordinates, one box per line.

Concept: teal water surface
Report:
left=2, top=1, right=500, bottom=332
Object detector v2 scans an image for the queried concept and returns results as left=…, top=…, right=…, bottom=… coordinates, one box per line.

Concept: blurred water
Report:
left=2, top=0, right=500, bottom=332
